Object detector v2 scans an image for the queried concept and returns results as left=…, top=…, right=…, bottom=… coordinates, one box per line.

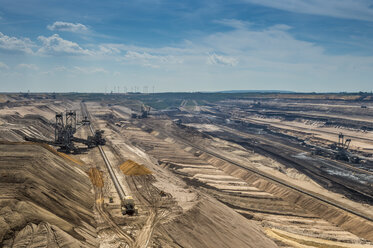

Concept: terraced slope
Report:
left=0, top=143, right=97, bottom=247
left=107, top=111, right=373, bottom=247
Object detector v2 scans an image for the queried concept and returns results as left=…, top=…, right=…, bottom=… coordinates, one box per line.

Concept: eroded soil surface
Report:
left=1, top=93, right=373, bottom=247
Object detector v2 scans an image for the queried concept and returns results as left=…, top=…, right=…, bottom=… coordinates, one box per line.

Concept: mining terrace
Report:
left=0, top=92, right=373, bottom=247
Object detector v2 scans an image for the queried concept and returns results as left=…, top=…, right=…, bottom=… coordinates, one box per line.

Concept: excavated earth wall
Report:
left=198, top=152, right=373, bottom=242
left=0, top=143, right=97, bottom=247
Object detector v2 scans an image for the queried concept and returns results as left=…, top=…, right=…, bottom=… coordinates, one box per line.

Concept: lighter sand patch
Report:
left=119, top=160, right=152, bottom=176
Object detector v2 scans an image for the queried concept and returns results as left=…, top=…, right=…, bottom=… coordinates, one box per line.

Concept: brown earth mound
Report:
left=87, top=168, right=104, bottom=188
left=119, top=160, right=152, bottom=176
left=161, top=196, right=278, bottom=248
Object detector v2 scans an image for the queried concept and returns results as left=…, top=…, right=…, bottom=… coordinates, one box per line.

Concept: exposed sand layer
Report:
left=200, top=151, right=373, bottom=241
left=4, top=222, right=83, bottom=248
left=265, top=228, right=373, bottom=248
left=106, top=107, right=372, bottom=247
left=119, top=159, right=152, bottom=175
left=89, top=101, right=279, bottom=247
left=160, top=196, right=278, bottom=248
left=244, top=116, right=373, bottom=151
left=87, top=167, right=104, bottom=188
left=1, top=95, right=372, bottom=247
left=0, top=143, right=97, bottom=247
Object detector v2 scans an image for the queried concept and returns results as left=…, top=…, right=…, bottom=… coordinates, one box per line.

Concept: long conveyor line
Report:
left=81, top=102, right=127, bottom=202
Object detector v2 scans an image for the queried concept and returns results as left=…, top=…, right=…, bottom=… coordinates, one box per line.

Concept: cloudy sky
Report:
left=0, top=0, right=373, bottom=92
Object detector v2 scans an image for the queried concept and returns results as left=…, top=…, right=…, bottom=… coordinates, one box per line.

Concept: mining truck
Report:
left=121, top=196, right=138, bottom=215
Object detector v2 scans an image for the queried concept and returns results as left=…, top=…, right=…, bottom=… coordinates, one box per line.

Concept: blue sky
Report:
left=0, top=0, right=373, bottom=92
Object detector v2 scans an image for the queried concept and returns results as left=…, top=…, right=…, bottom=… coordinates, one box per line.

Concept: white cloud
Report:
left=270, top=24, right=292, bottom=31
left=1, top=18, right=373, bottom=92
left=98, top=45, right=121, bottom=55
left=123, top=51, right=183, bottom=68
left=53, top=66, right=67, bottom=72
left=17, top=63, right=39, bottom=70
left=0, top=32, right=34, bottom=53
left=203, top=22, right=323, bottom=63
left=213, top=19, right=252, bottom=29
left=37, top=34, right=91, bottom=55
left=73, top=66, right=108, bottom=74
left=91, top=21, right=372, bottom=78
left=124, top=51, right=166, bottom=61
left=207, top=53, right=238, bottom=66
left=243, top=0, right=373, bottom=21
left=106, top=19, right=373, bottom=90
left=0, top=62, right=9, bottom=70
left=47, top=21, right=88, bottom=33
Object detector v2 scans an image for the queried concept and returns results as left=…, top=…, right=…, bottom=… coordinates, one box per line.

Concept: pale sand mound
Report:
left=160, top=195, right=278, bottom=248
left=119, top=160, right=152, bottom=176
left=87, top=168, right=104, bottom=188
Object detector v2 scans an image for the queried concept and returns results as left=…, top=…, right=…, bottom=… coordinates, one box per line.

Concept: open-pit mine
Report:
left=1, top=92, right=373, bottom=248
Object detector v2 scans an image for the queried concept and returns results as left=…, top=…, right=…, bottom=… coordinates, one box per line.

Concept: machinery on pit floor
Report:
left=330, top=133, right=359, bottom=163
left=25, top=110, right=106, bottom=153
left=311, top=132, right=360, bottom=163
left=131, top=104, right=151, bottom=119
left=121, top=196, right=138, bottom=215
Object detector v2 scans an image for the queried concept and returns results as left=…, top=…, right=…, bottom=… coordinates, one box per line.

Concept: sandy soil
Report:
left=1, top=96, right=372, bottom=247
left=87, top=101, right=279, bottom=247
left=244, top=116, right=373, bottom=151
left=0, top=143, right=97, bottom=247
